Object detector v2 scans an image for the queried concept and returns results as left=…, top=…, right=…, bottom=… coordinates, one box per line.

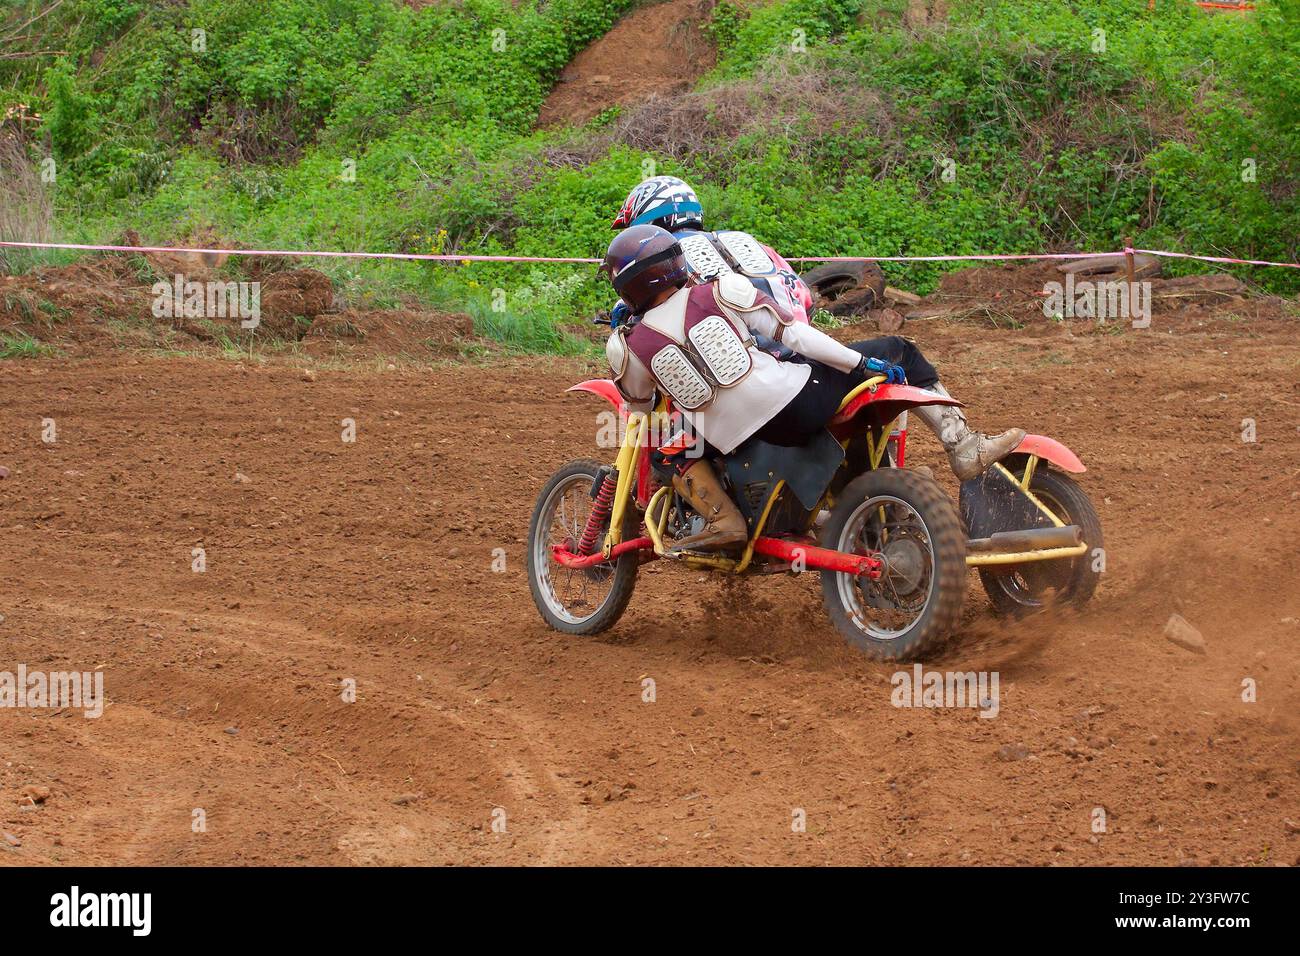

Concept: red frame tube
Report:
left=892, top=428, right=908, bottom=468
left=751, top=537, right=882, bottom=578
left=550, top=536, right=881, bottom=577
left=551, top=537, right=654, bottom=569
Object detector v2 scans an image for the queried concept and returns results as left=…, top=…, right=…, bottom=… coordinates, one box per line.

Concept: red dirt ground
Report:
left=0, top=290, right=1297, bottom=865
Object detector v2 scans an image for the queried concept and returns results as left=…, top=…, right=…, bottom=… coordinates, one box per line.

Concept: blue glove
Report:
left=862, top=355, right=906, bottom=384
left=610, top=300, right=631, bottom=329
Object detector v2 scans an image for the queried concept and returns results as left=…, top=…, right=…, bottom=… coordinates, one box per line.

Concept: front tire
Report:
left=527, top=459, right=639, bottom=635
left=819, top=469, right=966, bottom=660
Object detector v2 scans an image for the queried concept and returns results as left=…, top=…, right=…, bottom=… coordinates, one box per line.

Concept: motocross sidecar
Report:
left=528, top=376, right=1102, bottom=660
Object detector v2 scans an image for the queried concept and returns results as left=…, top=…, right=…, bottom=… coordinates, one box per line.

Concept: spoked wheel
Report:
left=819, top=469, right=966, bottom=660
left=978, top=466, right=1103, bottom=617
left=527, top=459, right=639, bottom=635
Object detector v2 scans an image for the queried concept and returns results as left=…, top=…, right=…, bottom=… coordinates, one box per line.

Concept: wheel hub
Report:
left=879, top=536, right=926, bottom=594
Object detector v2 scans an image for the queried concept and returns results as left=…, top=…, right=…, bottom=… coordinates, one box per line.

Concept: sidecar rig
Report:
left=530, top=376, right=1102, bottom=659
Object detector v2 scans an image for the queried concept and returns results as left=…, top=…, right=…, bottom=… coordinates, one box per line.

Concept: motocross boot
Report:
left=913, top=384, right=1026, bottom=481
left=670, top=460, right=748, bottom=553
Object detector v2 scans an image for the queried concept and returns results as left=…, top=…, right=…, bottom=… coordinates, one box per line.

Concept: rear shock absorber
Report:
left=577, top=469, right=618, bottom=556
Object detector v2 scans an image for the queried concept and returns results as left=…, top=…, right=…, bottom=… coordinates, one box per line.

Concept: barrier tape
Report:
left=1, top=239, right=1297, bottom=269
left=1133, top=248, right=1300, bottom=270
left=0, top=240, right=600, bottom=264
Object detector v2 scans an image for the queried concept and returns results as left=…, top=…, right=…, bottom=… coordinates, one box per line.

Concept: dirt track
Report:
left=1, top=306, right=1298, bottom=866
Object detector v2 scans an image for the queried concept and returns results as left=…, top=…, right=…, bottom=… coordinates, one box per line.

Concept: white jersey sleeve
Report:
left=771, top=321, right=863, bottom=374
left=716, top=275, right=862, bottom=374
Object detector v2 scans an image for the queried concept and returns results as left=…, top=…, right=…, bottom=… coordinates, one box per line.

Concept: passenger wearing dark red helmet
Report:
left=601, top=225, right=1025, bottom=553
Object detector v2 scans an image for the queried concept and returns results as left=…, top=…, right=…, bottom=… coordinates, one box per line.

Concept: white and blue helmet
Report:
left=612, top=176, right=704, bottom=233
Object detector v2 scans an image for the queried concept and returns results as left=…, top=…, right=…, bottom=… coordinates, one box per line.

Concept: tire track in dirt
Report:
left=9, top=588, right=598, bottom=864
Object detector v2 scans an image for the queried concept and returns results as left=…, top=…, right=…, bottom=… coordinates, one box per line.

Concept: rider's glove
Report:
left=858, top=355, right=906, bottom=385
left=610, top=300, right=631, bottom=329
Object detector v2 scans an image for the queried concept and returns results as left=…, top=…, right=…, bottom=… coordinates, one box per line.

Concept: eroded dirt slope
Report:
left=0, top=306, right=1297, bottom=865
left=538, top=0, right=717, bottom=128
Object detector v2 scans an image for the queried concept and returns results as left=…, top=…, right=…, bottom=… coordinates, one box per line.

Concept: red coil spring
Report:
left=576, top=473, right=618, bottom=556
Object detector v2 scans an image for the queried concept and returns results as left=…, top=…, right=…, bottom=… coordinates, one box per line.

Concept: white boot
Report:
left=914, top=384, right=1026, bottom=481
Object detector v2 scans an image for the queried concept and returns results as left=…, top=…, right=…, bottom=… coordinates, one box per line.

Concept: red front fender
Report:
left=568, top=378, right=655, bottom=507
left=568, top=379, right=626, bottom=416
left=1013, top=434, right=1086, bottom=473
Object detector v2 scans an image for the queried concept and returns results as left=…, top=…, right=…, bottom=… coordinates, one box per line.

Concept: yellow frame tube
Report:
left=1020, top=454, right=1038, bottom=490
left=643, top=485, right=671, bottom=555
left=966, top=458, right=1086, bottom=566
left=835, top=374, right=887, bottom=413
left=993, top=461, right=1065, bottom=528
left=966, top=543, right=1088, bottom=566
left=603, top=412, right=646, bottom=556
left=729, top=479, right=785, bottom=573
left=671, top=480, right=789, bottom=574
left=868, top=415, right=900, bottom=470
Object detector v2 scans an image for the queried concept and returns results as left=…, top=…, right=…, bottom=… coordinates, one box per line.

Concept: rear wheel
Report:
left=819, top=469, right=966, bottom=660
left=978, top=467, right=1103, bottom=617
left=527, top=459, right=639, bottom=635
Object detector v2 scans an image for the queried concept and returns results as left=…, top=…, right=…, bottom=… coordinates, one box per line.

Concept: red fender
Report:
left=568, top=379, right=625, bottom=414
left=1014, top=434, right=1086, bottom=473
left=568, top=379, right=658, bottom=506
left=830, top=383, right=963, bottom=431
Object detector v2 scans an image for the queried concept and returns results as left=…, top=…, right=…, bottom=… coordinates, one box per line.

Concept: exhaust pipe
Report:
left=967, top=525, right=1083, bottom=555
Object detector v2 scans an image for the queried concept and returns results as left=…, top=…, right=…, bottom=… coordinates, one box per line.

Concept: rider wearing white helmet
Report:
left=611, top=175, right=813, bottom=331
left=608, top=177, right=1026, bottom=485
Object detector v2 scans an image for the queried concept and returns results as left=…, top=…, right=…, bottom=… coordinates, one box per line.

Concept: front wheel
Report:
left=978, top=466, right=1103, bottom=617
left=819, top=469, right=967, bottom=660
left=527, top=459, right=639, bottom=635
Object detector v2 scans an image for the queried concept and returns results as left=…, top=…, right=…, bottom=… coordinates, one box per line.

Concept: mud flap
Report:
left=722, top=429, right=845, bottom=528
left=959, top=465, right=1053, bottom=539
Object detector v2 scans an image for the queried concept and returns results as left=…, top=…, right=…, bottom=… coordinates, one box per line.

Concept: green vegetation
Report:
left=0, top=329, right=56, bottom=358
left=1, top=0, right=1296, bottom=351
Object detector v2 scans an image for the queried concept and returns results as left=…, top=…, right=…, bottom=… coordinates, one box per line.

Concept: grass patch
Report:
left=2, top=0, right=1295, bottom=352
left=463, top=299, right=594, bottom=355
left=0, top=330, right=56, bottom=359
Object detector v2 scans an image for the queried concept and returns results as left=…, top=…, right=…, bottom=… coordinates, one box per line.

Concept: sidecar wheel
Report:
left=978, top=467, right=1103, bottom=617
left=527, top=459, right=639, bottom=635
left=819, top=468, right=966, bottom=661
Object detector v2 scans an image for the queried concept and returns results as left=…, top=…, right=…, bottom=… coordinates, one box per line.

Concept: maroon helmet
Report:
left=599, top=224, right=689, bottom=314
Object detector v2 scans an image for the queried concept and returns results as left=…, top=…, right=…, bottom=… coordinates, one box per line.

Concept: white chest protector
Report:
left=649, top=347, right=713, bottom=410
left=677, top=230, right=779, bottom=281
left=606, top=280, right=811, bottom=455
left=635, top=281, right=757, bottom=411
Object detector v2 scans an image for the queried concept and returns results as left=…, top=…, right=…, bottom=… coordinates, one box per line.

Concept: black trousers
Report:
left=756, top=336, right=938, bottom=447
left=660, top=336, right=939, bottom=473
